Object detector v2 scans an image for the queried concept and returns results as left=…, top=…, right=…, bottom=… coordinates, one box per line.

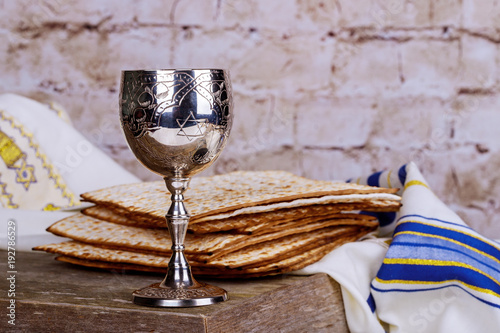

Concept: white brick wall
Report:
left=296, top=96, right=376, bottom=147
left=331, top=40, right=401, bottom=97
left=463, top=0, right=500, bottom=30
left=459, top=34, right=498, bottom=90
left=1, top=0, right=500, bottom=237
left=399, top=39, right=461, bottom=97
left=453, top=95, right=500, bottom=149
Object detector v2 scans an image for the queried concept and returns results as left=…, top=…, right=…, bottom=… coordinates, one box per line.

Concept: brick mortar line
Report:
left=9, top=20, right=500, bottom=45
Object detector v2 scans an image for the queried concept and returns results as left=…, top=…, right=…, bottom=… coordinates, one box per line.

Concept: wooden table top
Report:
left=0, top=250, right=348, bottom=333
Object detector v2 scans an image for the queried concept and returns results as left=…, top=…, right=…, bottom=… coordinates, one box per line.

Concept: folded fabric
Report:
left=297, top=162, right=500, bottom=333
left=0, top=93, right=140, bottom=251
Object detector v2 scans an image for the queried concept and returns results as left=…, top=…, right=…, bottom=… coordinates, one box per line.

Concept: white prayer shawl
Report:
left=297, top=162, right=500, bottom=333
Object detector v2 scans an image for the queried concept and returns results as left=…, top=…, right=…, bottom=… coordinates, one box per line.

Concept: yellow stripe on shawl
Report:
left=403, top=180, right=429, bottom=191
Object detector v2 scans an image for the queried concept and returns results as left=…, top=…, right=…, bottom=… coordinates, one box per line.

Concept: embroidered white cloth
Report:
left=0, top=93, right=140, bottom=251
left=297, top=162, right=500, bottom=333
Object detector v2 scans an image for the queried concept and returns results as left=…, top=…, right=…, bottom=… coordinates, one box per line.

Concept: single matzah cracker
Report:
left=240, top=214, right=376, bottom=237
left=55, top=255, right=166, bottom=274
left=81, top=170, right=400, bottom=223
left=47, top=213, right=244, bottom=255
left=191, top=204, right=378, bottom=234
left=35, top=241, right=171, bottom=268
left=82, top=206, right=164, bottom=229
left=194, top=196, right=400, bottom=223
left=89, top=193, right=401, bottom=227
left=197, top=222, right=374, bottom=262
left=205, top=226, right=363, bottom=268
left=193, top=233, right=362, bottom=277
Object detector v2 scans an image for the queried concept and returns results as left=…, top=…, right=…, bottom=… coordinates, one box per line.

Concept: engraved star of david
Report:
left=176, top=111, right=208, bottom=141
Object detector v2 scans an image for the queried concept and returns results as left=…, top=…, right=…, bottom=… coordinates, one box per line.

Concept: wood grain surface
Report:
left=0, top=251, right=348, bottom=333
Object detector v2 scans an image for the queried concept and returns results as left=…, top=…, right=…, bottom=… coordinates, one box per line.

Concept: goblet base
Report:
left=132, top=282, right=228, bottom=307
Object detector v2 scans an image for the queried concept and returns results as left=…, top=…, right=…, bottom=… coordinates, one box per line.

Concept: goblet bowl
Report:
left=120, top=69, right=232, bottom=178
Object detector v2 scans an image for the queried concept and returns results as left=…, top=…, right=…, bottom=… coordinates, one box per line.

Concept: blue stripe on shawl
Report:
left=398, top=164, right=407, bottom=185
left=376, top=262, right=500, bottom=298
left=367, top=292, right=376, bottom=313
left=367, top=171, right=383, bottom=187
left=361, top=211, right=397, bottom=227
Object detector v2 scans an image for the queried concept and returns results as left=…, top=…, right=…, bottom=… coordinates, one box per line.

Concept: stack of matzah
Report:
left=34, top=171, right=401, bottom=278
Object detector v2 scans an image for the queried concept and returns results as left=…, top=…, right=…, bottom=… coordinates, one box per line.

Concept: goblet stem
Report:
left=132, top=176, right=227, bottom=307
left=160, top=177, right=200, bottom=289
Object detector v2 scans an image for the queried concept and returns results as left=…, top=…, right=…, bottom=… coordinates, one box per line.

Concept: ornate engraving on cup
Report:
left=120, top=69, right=233, bottom=179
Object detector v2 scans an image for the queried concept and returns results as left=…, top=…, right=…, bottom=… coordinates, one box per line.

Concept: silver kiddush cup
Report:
left=119, top=69, right=233, bottom=307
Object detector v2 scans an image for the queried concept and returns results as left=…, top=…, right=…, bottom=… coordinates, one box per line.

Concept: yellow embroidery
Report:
left=0, top=129, right=36, bottom=190
left=0, top=110, right=79, bottom=207
left=0, top=131, right=24, bottom=167
left=48, top=101, right=72, bottom=125
left=15, top=158, right=36, bottom=190
left=43, top=203, right=62, bottom=211
left=0, top=181, right=18, bottom=208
